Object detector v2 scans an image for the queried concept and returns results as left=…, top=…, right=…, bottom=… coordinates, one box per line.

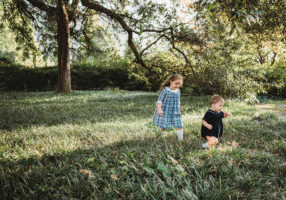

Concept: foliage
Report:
left=1, top=0, right=286, bottom=97
left=189, top=66, right=266, bottom=98
left=0, top=65, right=57, bottom=91
left=192, top=0, right=286, bottom=45
left=0, top=91, right=285, bottom=199
left=265, top=62, right=286, bottom=97
left=1, top=0, right=40, bottom=63
left=0, top=59, right=147, bottom=91
left=0, top=4, right=39, bottom=66
left=0, top=50, right=16, bottom=65
left=74, top=24, right=122, bottom=63
left=127, top=15, right=269, bottom=98
left=127, top=50, right=189, bottom=91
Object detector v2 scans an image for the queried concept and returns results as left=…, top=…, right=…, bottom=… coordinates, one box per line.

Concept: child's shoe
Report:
left=202, top=142, right=209, bottom=149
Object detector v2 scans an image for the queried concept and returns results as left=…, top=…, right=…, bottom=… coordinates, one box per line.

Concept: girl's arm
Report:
left=157, top=102, right=163, bottom=115
left=202, top=120, right=213, bottom=130
left=156, top=88, right=166, bottom=115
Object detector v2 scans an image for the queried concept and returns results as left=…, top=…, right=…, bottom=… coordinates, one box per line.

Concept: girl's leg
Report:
left=206, top=136, right=219, bottom=146
left=176, top=128, right=183, bottom=141
left=161, top=128, right=167, bottom=134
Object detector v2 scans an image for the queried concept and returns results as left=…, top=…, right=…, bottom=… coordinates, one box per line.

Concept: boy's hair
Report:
left=158, top=73, right=183, bottom=93
left=210, top=95, right=224, bottom=105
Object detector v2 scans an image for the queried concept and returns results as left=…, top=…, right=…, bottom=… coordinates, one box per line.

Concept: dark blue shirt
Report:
left=201, top=109, right=224, bottom=138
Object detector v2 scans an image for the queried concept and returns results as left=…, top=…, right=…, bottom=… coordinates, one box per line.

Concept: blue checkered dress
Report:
left=153, top=87, right=182, bottom=129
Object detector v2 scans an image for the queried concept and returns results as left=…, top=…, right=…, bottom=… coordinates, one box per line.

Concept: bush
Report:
left=265, top=62, right=286, bottom=97
left=0, top=62, right=149, bottom=91
left=0, top=50, right=16, bottom=65
left=1, top=58, right=285, bottom=98
left=185, top=66, right=266, bottom=98
left=71, top=65, right=131, bottom=90
left=0, top=65, right=57, bottom=91
left=126, top=50, right=269, bottom=98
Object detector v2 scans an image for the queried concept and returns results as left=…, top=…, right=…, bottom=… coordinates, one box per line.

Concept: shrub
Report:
left=0, top=65, right=57, bottom=91
left=265, top=62, right=286, bottom=97
left=0, top=62, right=149, bottom=91
left=0, top=50, right=16, bottom=65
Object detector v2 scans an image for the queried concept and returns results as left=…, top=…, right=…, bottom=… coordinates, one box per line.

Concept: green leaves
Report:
left=87, top=157, right=95, bottom=163
left=144, top=159, right=184, bottom=178
left=157, top=161, right=171, bottom=177
left=139, top=23, right=143, bottom=35
left=143, top=166, right=155, bottom=174
left=229, top=23, right=236, bottom=36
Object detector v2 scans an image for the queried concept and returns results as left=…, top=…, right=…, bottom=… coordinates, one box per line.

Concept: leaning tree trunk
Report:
left=56, top=0, right=71, bottom=93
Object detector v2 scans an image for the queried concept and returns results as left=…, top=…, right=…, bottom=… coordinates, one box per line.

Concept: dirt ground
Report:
left=256, top=103, right=286, bottom=121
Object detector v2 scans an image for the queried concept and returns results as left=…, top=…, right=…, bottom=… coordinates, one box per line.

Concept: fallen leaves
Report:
left=79, top=169, right=93, bottom=179
left=172, top=159, right=178, bottom=166
left=110, top=174, right=119, bottom=181
left=168, top=155, right=178, bottom=166
left=232, top=141, right=239, bottom=148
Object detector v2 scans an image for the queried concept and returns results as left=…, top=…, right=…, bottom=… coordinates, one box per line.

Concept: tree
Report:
left=2, top=0, right=87, bottom=92
left=2, top=0, right=202, bottom=92
left=191, top=0, right=286, bottom=54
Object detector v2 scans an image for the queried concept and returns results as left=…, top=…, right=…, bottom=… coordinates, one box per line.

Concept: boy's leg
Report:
left=206, top=136, right=219, bottom=146
left=176, top=128, right=183, bottom=141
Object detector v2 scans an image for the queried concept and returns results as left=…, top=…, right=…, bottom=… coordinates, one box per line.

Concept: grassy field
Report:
left=0, top=90, right=285, bottom=200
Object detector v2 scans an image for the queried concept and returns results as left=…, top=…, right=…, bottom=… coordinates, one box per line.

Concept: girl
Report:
left=153, top=72, right=183, bottom=141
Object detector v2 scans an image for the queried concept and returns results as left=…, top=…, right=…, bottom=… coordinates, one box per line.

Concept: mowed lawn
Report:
left=0, top=90, right=285, bottom=200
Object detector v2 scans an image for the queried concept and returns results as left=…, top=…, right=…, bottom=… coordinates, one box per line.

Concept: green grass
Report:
left=0, top=90, right=286, bottom=200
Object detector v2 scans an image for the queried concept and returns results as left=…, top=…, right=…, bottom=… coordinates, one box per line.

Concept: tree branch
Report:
left=82, top=29, right=103, bottom=55
left=69, top=0, right=80, bottom=22
left=23, top=0, right=56, bottom=15
left=81, top=0, right=197, bottom=77
left=271, top=51, right=277, bottom=66
left=81, top=0, right=150, bottom=71
left=81, top=0, right=132, bottom=32
left=139, top=35, right=165, bottom=57
left=169, top=28, right=196, bottom=75
left=141, top=27, right=174, bottom=34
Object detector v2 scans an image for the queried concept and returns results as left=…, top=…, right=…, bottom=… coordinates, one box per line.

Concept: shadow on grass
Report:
left=0, top=91, right=209, bottom=131
left=0, top=133, right=205, bottom=200
left=1, top=92, right=286, bottom=199
left=1, top=129, right=286, bottom=200
left=219, top=113, right=286, bottom=154
left=0, top=92, right=158, bottom=131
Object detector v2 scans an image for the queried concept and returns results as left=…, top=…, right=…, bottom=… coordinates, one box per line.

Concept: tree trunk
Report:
left=271, top=51, right=277, bottom=66
left=257, top=49, right=265, bottom=65
left=56, top=0, right=71, bottom=93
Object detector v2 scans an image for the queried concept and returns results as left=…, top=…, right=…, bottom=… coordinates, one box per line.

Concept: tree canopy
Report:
left=1, top=0, right=286, bottom=96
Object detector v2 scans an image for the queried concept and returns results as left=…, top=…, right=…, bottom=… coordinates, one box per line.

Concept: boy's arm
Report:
left=223, top=112, right=232, bottom=118
left=202, top=120, right=212, bottom=130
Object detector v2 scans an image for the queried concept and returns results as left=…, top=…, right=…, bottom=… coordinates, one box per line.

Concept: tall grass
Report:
left=0, top=90, right=285, bottom=199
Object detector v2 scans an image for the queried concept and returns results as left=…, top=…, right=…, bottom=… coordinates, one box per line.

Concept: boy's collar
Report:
left=209, top=108, right=219, bottom=113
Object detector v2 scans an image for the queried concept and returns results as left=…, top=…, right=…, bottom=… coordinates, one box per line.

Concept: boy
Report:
left=201, top=95, right=232, bottom=148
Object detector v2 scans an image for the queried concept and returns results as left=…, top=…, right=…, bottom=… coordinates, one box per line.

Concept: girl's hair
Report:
left=158, top=73, right=183, bottom=93
left=210, top=94, right=224, bottom=105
